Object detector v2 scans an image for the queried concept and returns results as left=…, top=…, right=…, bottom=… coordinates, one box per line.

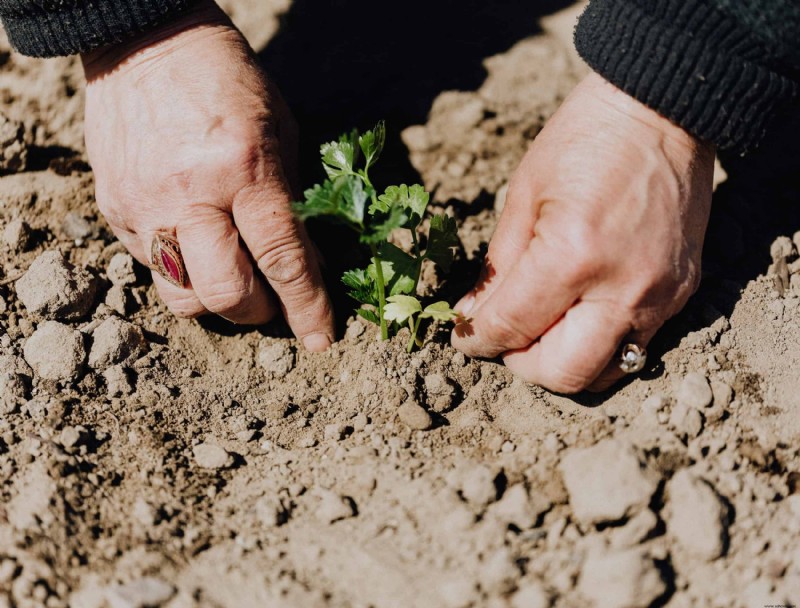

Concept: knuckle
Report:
left=257, top=238, right=309, bottom=286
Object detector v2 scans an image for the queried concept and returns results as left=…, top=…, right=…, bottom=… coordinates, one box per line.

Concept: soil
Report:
left=2, top=2, right=800, bottom=608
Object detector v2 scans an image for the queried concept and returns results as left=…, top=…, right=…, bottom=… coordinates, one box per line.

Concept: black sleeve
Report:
left=0, top=0, right=201, bottom=58
left=574, top=0, right=800, bottom=153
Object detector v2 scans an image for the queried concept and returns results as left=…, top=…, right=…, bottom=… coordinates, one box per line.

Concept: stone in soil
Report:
left=669, top=401, right=704, bottom=439
left=459, top=463, right=499, bottom=508
left=676, top=372, right=713, bottom=409
left=0, top=371, right=29, bottom=413
left=315, top=489, right=356, bottom=523
left=105, top=577, right=175, bottom=608
left=192, top=443, right=234, bottom=470
left=103, top=365, right=134, bottom=397
left=105, top=284, right=131, bottom=315
left=578, top=548, right=666, bottom=608
left=107, top=252, right=137, bottom=286
left=60, top=212, right=96, bottom=240
left=257, top=340, right=295, bottom=376
left=3, top=218, right=32, bottom=251
left=770, top=235, right=795, bottom=261
left=88, top=316, right=147, bottom=369
left=487, top=483, right=548, bottom=529
left=559, top=439, right=659, bottom=527
left=254, top=495, right=290, bottom=527
left=23, top=321, right=86, bottom=381
left=397, top=398, right=433, bottom=430
left=423, top=372, right=457, bottom=412
left=0, top=111, right=29, bottom=173
left=15, top=250, right=98, bottom=321
left=666, top=469, right=729, bottom=561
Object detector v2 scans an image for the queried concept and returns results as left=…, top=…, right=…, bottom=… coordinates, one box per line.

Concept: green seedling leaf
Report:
left=420, top=301, right=458, bottom=322
left=374, top=184, right=429, bottom=218
left=321, top=130, right=358, bottom=179
left=360, top=205, right=408, bottom=245
left=359, top=121, right=385, bottom=171
left=356, top=307, right=380, bottom=325
left=383, top=295, right=422, bottom=324
left=293, top=175, right=370, bottom=229
left=371, top=242, right=417, bottom=296
left=426, top=213, right=459, bottom=272
left=342, top=268, right=378, bottom=306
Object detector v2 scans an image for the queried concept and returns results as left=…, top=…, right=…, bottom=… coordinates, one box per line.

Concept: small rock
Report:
left=488, top=483, right=548, bottom=529
left=107, top=253, right=137, bottom=286
left=559, top=439, right=659, bottom=527
left=578, top=549, right=666, bottom=608
left=397, top=398, right=433, bottom=430
left=324, top=423, right=347, bottom=441
left=88, top=316, right=147, bottom=369
left=105, top=284, right=131, bottom=316
left=254, top=495, right=290, bottom=527
left=0, top=112, right=29, bottom=173
left=15, top=250, right=97, bottom=320
left=770, top=235, right=795, bottom=262
left=352, top=412, right=369, bottom=431
left=132, top=497, right=157, bottom=527
left=0, top=371, right=29, bottom=413
left=510, top=582, right=550, bottom=608
left=676, top=372, right=713, bottom=408
left=315, top=489, right=356, bottom=523
left=460, top=464, right=498, bottom=508
left=192, top=442, right=233, bottom=469
left=257, top=341, right=295, bottom=376
left=611, top=509, right=659, bottom=548
left=3, top=218, right=32, bottom=251
left=105, top=578, right=175, bottom=608
left=60, top=212, right=96, bottom=240
left=345, top=319, right=366, bottom=340
left=666, top=469, right=728, bottom=560
left=641, top=394, right=667, bottom=414
left=669, top=402, right=704, bottom=439
left=710, top=380, right=733, bottom=407
left=423, top=373, right=457, bottom=412
left=59, top=425, right=84, bottom=448
left=23, top=321, right=86, bottom=381
left=103, top=365, right=134, bottom=397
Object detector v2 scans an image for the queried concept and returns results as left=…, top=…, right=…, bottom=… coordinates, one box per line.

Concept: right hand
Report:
left=81, top=1, right=334, bottom=351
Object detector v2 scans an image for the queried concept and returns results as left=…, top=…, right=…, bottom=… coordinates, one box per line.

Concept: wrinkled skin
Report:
left=82, top=1, right=334, bottom=351
left=451, top=73, right=715, bottom=393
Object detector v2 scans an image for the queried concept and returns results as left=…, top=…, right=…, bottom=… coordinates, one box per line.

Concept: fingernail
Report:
left=302, top=332, right=332, bottom=352
left=456, top=293, right=476, bottom=316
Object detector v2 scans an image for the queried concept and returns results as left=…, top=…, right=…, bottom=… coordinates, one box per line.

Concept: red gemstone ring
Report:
left=150, top=232, right=187, bottom=288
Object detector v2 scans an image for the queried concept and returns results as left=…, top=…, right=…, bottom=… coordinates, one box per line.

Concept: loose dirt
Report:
left=2, top=2, right=800, bottom=607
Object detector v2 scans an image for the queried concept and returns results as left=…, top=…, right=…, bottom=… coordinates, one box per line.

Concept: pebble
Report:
left=676, top=372, right=713, bottom=408
left=107, top=252, right=137, bottom=286
left=641, top=394, right=667, bottom=413
left=710, top=380, right=733, bottom=407
left=578, top=549, right=666, bottom=608
left=3, top=218, right=32, bottom=251
left=254, top=495, right=289, bottom=527
left=105, top=284, right=131, bottom=316
left=60, top=212, right=96, bottom=240
left=103, top=365, right=134, bottom=397
left=666, top=469, right=728, bottom=560
left=460, top=463, right=498, bottom=508
left=192, top=443, right=234, bottom=469
left=559, top=439, right=659, bottom=527
left=611, top=508, right=659, bottom=548
left=424, top=373, right=457, bottom=412
left=315, top=489, right=356, bottom=523
left=15, top=250, right=97, bottom=320
left=488, top=483, right=547, bottom=529
left=770, top=235, right=795, bottom=262
left=257, top=341, right=296, bottom=376
left=669, top=402, right=704, bottom=439
left=0, top=371, right=28, bottom=413
left=105, top=578, right=175, bottom=608
left=88, top=316, right=147, bottom=369
left=23, top=321, right=86, bottom=381
left=510, top=582, right=550, bottom=608
left=397, top=399, right=433, bottom=430
left=59, top=425, right=83, bottom=449
left=324, top=423, right=347, bottom=441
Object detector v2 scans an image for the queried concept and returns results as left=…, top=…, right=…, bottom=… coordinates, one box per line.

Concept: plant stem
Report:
left=407, top=316, right=422, bottom=353
left=370, top=243, right=389, bottom=340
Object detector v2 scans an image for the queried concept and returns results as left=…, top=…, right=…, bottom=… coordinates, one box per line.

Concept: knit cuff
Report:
left=0, top=0, right=201, bottom=58
left=574, top=0, right=799, bottom=153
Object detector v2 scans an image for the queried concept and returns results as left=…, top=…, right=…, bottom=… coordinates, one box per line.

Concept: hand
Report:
left=81, top=1, right=334, bottom=351
left=451, top=73, right=715, bottom=392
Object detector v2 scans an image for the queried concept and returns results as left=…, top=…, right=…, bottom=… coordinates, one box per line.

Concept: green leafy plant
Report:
left=293, top=121, right=460, bottom=351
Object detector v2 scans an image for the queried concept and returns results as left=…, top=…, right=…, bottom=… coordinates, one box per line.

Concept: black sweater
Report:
left=0, top=0, right=798, bottom=153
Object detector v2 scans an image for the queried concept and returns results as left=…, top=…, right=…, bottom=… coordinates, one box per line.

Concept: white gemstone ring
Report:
left=619, top=343, right=647, bottom=374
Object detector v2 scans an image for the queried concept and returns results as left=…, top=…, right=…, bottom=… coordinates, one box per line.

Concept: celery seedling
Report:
left=293, top=122, right=460, bottom=347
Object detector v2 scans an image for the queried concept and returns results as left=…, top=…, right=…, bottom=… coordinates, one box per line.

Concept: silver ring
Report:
left=619, top=343, right=647, bottom=374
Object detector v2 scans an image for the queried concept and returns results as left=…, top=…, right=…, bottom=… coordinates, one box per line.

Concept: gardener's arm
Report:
left=0, top=0, right=335, bottom=351
left=452, top=0, right=800, bottom=393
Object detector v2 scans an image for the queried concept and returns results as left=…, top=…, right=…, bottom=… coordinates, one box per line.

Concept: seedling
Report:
left=293, top=121, right=460, bottom=350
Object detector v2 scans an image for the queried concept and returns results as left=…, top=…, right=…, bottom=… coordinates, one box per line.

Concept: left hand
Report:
left=451, top=73, right=715, bottom=393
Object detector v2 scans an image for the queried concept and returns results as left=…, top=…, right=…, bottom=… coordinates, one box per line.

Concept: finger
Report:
left=452, top=232, right=582, bottom=358
left=501, top=300, right=633, bottom=394
left=585, top=327, right=659, bottom=392
left=456, top=176, right=537, bottom=315
left=233, top=176, right=334, bottom=352
left=177, top=206, right=277, bottom=325
left=150, top=270, right=207, bottom=318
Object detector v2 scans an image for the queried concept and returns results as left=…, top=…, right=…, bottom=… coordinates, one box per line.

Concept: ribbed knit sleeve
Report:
left=0, top=0, right=201, bottom=58
left=575, top=0, right=800, bottom=153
